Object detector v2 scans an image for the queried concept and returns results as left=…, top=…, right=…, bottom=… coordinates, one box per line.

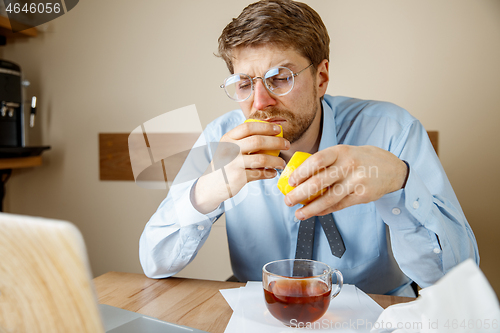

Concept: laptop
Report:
left=0, top=212, right=208, bottom=333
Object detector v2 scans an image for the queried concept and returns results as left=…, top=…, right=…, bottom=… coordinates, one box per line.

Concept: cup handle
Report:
left=330, top=269, right=343, bottom=299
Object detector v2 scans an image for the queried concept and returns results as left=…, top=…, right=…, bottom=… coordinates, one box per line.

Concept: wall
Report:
left=2, top=0, right=499, bottom=295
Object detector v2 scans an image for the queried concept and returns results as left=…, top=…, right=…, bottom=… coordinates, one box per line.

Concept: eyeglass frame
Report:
left=220, top=63, right=314, bottom=102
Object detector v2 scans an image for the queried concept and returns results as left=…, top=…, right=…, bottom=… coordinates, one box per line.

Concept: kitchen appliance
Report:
left=0, top=59, right=49, bottom=156
left=0, top=59, right=49, bottom=212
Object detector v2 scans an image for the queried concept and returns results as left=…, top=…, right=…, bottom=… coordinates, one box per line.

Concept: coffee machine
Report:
left=0, top=60, right=23, bottom=146
left=0, top=59, right=48, bottom=154
left=0, top=60, right=49, bottom=211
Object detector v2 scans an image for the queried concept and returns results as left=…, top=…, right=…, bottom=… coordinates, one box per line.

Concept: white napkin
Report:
left=371, top=259, right=500, bottom=333
left=221, top=281, right=384, bottom=332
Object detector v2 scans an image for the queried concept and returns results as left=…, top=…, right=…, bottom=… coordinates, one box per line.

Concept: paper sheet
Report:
left=220, top=282, right=383, bottom=332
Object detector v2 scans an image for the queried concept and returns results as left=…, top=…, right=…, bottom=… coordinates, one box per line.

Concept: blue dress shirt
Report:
left=139, top=95, right=479, bottom=296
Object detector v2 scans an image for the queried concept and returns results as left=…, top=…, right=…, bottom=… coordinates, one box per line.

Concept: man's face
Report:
left=231, top=45, right=322, bottom=144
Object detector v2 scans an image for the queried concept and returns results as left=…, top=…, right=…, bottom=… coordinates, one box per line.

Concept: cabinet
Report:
left=0, top=15, right=37, bottom=38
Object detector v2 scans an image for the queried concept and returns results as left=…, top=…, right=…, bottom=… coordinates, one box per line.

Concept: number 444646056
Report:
left=6, top=2, right=61, bottom=14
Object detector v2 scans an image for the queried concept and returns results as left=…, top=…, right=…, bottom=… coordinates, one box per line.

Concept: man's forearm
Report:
left=191, top=168, right=231, bottom=214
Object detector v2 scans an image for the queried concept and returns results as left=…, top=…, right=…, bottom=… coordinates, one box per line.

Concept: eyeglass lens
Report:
left=224, top=67, right=295, bottom=101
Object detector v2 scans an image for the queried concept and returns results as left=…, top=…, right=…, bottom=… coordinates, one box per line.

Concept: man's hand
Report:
left=284, top=145, right=407, bottom=220
left=192, top=121, right=289, bottom=214
left=221, top=120, right=289, bottom=183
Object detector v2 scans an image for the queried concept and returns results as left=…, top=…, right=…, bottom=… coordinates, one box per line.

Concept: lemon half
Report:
left=277, top=151, right=327, bottom=205
left=243, top=119, right=283, bottom=157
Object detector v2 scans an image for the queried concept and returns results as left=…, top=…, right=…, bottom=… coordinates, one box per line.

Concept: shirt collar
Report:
left=318, top=97, right=338, bottom=151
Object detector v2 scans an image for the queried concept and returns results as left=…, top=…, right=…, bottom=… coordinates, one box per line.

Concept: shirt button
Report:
left=433, top=248, right=441, bottom=254
left=197, top=225, right=205, bottom=231
left=392, top=208, right=401, bottom=215
left=294, top=217, right=300, bottom=223
left=412, top=201, right=419, bottom=209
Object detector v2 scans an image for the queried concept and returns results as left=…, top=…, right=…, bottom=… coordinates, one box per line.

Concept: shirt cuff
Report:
left=375, top=163, right=433, bottom=230
left=171, top=179, right=224, bottom=228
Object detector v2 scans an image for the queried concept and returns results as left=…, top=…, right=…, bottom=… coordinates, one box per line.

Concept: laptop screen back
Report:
left=0, top=213, right=105, bottom=333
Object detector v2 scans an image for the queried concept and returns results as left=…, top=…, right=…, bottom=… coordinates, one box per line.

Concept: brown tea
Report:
left=264, top=278, right=331, bottom=325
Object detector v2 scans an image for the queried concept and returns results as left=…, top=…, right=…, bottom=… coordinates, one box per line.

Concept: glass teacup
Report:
left=262, top=259, right=343, bottom=326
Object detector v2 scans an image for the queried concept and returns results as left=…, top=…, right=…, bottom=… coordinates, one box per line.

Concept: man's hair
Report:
left=217, top=0, right=330, bottom=74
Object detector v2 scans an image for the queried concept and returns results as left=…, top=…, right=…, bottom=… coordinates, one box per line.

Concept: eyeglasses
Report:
left=220, top=63, right=313, bottom=102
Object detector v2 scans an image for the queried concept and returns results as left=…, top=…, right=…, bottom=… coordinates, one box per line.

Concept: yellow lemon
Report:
left=244, top=119, right=283, bottom=157
left=277, top=151, right=327, bottom=205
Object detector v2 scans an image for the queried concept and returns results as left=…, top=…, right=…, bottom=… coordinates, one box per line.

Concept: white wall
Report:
left=2, top=0, right=499, bottom=295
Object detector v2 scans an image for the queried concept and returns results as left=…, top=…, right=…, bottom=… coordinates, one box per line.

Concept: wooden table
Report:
left=94, top=271, right=413, bottom=333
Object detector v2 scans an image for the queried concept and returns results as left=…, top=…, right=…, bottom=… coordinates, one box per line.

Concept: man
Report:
left=139, top=0, right=478, bottom=297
